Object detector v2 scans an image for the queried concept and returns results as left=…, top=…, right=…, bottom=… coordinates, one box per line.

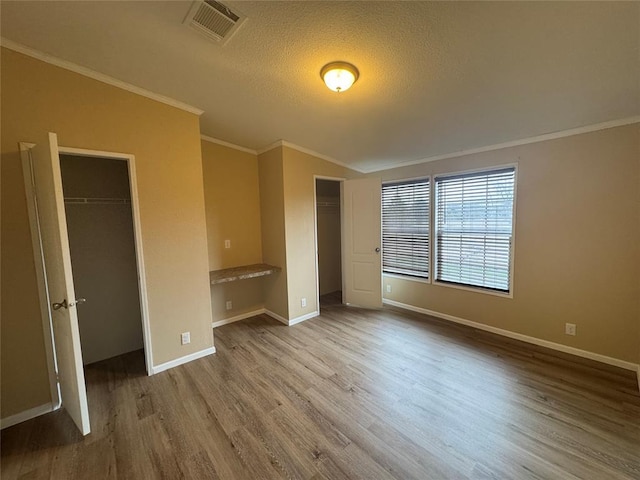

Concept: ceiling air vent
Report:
left=183, top=0, right=246, bottom=44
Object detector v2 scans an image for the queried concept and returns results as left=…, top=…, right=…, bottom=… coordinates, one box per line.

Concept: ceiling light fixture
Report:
left=320, top=62, right=359, bottom=92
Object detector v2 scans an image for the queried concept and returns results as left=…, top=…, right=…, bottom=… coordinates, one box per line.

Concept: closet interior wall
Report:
left=60, top=155, right=143, bottom=365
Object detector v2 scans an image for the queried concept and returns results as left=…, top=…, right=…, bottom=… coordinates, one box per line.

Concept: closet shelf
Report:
left=210, top=263, right=281, bottom=285
left=64, top=197, right=130, bottom=205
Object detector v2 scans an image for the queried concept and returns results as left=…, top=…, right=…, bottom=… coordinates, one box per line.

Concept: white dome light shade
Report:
left=320, top=62, right=359, bottom=92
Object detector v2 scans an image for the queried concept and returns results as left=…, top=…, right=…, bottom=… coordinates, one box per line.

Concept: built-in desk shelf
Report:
left=210, top=263, right=281, bottom=285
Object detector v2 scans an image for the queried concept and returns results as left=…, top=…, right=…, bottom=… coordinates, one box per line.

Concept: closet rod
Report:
left=64, top=197, right=130, bottom=205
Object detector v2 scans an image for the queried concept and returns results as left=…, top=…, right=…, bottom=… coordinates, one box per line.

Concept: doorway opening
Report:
left=314, top=178, right=343, bottom=311
left=21, top=138, right=153, bottom=435
left=58, top=154, right=146, bottom=368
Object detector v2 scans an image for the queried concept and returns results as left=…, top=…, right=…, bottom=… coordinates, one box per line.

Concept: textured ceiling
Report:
left=1, top=1, right=638, bottom=172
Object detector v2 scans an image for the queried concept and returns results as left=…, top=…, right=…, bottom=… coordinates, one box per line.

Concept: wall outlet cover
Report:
left=565, top=323, right=576, bottom=336
left=226, top=300, right=233, bottom=310
left=386, top=284, right=392, bottom=293
left=181, top=332, right=191, bottom=345
left=301, top=297, right=307, bottom=308
left=224, top=239, right=231, bottom=249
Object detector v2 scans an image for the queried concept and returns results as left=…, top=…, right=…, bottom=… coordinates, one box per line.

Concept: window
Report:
left=435, top=167, right=515, bottom=293
left=382, top=179, right=430, bottom=279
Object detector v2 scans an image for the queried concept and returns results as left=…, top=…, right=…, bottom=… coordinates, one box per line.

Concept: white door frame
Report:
left=313, top=175, right=346, bottom=311
left=20, top=143, right=154, bottom=394
left=20, top=143, right=62, bottom=411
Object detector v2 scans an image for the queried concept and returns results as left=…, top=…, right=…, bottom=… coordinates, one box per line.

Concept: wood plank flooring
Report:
left=2, top=295, right=640, bottom=479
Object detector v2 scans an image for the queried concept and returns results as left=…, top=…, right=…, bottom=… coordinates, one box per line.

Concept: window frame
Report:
left=432, top=164, right=518, bottom=298
left=381, top=176, right=432, bottom=283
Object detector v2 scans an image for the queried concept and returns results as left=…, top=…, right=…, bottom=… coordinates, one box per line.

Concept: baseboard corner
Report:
left=1, top=402, right=55, bottom=430
left=150, top=346, right=216, bottom=375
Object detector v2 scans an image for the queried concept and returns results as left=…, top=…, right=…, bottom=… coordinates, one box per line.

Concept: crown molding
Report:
left=257, top=140, right=364, bottom=173
left=200, top=135, right=257, bottom=154
left=362, top=116, right=640, bottom=173
left=1, top=37, right=204, bottom=116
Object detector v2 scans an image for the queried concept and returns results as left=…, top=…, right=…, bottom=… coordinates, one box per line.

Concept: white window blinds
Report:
left=382, top=179, right=430, bottom=278
left=435, top=167, right=515, bottom=292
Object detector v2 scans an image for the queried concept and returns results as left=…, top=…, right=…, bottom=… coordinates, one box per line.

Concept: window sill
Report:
left=383, top=273, right=431, bottom=285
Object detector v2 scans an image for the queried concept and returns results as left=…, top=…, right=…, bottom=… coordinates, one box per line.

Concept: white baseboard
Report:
left=212, top=308, right=266, bottom=328
left=265, top=309, right=290, bottom=325
left=383, top=299, right=640, bottom=372
left=289, top=310, right=319, bottom=326
left=150, top=346, right=216, bottom=375
left=265, top=309, right=319, bottom=326
left=1, top=402, right=55, bottom=430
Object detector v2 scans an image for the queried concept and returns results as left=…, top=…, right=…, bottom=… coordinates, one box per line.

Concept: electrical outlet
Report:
left=386, top=284, right=392, bottom=293
left=565, top=323, right=576, bottom=336
left=181, top=332, right=191, bottom=345
left=226, top=300, right=233, bottom=310
left=224, top=239, right=231, bottom=249
left=301, top=297, right=307, bottom=308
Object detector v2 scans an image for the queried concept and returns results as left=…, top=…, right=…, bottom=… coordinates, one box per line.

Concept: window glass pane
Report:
left=382, top=179, right=429, bottom=278
left=435, top=168, right=515, bottom=292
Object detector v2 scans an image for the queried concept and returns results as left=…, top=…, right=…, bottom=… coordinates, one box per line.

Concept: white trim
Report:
left=362, top=116, right=640, bottom=173
left=200, top=135, right=258, bottom=155
left=20, top=144, right=62, bottom=410
left=313, top=178, right=321, bottom=315
left=1, top=403, right=54, bottom=430
left=265, top=309, right=290, bottom=325
left=150, top=347, right=216, bottom=375
left=124, top=155, right=155, bottom=377
left=288, top=310, right=319, bottom=326
left=57, top=146, right=155, bottom=376
left=258, top=140, right=363, bottom=172
left=0, top=38, right=204, bottom=116
left=264, top=309, right=317, bottom=326
left=383, top=273, right=430, bottom=285
left=257, top=140, right=285, bottom=155
left=383, top=299, right=640, bottom=372
left=212, top=308, right=266, bottom=328
left=431, top=281, right=513, bottom=299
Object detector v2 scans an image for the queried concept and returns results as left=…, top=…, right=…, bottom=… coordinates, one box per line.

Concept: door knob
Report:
left=52, top=299, right=68, bottom=310
left=52, top=298, right=86, bottom=310
left=375, top=247, right=381, bottom=253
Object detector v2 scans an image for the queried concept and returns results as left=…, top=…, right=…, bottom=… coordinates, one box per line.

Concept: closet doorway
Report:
left=59, top=154, right=146, bottom=366
left=314, top=178, right=343, bottom=310
left=21, top=135, right=152, bottom=435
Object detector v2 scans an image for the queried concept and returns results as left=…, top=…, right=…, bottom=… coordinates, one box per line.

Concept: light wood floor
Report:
left=2, top=296, right=640, bottom=479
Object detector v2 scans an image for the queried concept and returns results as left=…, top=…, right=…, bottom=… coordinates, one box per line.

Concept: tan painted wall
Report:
left=376, top=124, right=640, bottom=364
left=201, top=140, right=264, bottom=322
left=1, top=48, right=213, bottom=418
left=1, top=139, right=51, bottom=417
left=282, top=147, right=360, bottom=319
left=60, top=155, right=143, bottom=365
left=258, top=147, right=288, bottom=319
left=201, top=141, right=262, bottom=270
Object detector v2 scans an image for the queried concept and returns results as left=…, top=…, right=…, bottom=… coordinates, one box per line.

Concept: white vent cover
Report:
left=183, top=0, right=246, bottom=44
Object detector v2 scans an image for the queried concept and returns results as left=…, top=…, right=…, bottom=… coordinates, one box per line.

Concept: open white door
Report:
left=342, top=178, right=382, bottom=308
left=29, top=132, right=91, bottom=436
